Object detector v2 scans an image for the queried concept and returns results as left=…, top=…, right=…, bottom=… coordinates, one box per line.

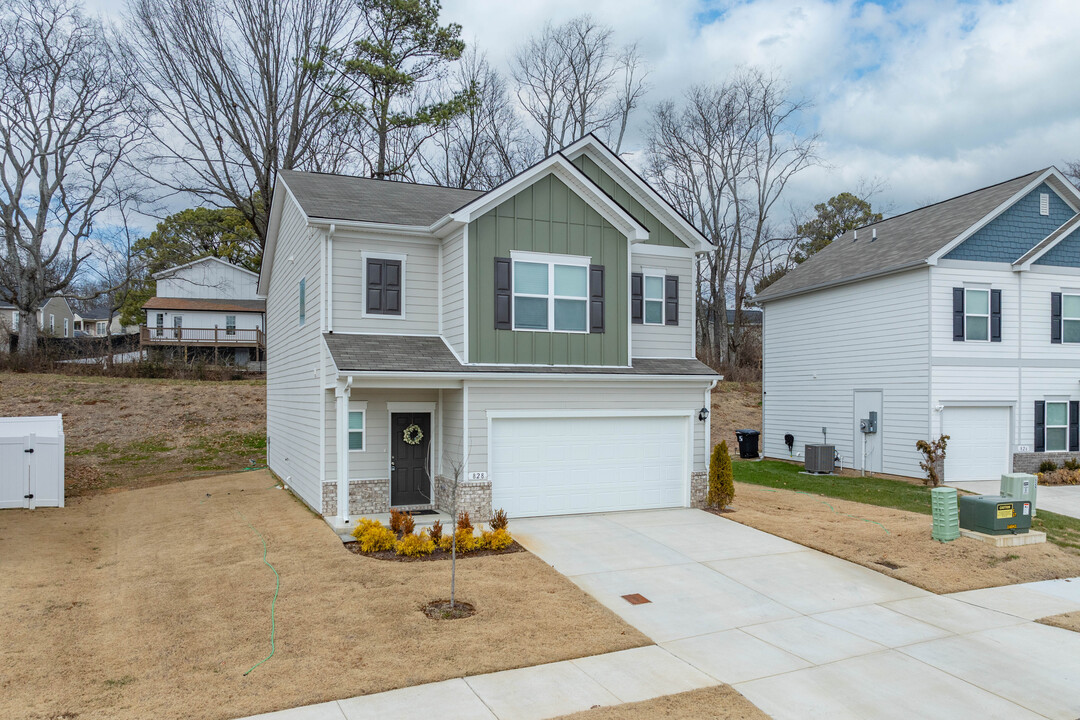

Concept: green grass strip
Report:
left=234, top=509, right=280, bottom=676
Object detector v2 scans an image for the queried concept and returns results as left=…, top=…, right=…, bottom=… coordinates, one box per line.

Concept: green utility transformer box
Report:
left=958, top=495, right=1032, bottom=535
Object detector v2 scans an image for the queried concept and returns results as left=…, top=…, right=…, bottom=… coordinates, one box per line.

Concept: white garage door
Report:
left=490, top=415, right=689, bottom=518
left=943, top=406, right=1011, bottom=482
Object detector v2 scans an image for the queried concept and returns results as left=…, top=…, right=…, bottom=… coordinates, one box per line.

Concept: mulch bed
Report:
left=423, top=600, right=477, bottom=620
left=345, top=540, right=526, bottom=562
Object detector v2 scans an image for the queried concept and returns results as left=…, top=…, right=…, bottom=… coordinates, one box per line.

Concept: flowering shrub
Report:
left=396, top=531, right=436, bottom=557
left=480, top=528, right=513, bottom=551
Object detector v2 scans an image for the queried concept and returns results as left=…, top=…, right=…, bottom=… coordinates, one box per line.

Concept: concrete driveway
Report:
left=512, top=509, right=1080, bottom=720
left=950, top=479, right=1080, bottom=519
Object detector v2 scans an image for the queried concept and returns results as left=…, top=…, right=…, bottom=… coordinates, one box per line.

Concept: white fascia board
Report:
left=258, top=178, right=306, bottom=296
left=334, top=370, right=719, bottom=383
left=447, top=154, right=649, bottom=242
left=562, top=135, right=712, bottom=252
left=308, top=216, right=434, bottom=237
left=631, top=243, right=696, bottom=259
left=928, top=168, right=1066, bottom=265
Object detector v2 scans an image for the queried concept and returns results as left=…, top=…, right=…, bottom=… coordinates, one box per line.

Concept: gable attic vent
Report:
left=1040, top=193, right=1050, bottom=216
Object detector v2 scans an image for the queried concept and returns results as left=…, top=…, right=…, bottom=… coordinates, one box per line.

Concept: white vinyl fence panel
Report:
left=0, top=415, right=65, bottom=509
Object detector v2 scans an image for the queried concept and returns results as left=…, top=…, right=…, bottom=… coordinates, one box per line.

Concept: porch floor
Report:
left=325, top=511, right=455, bottom=543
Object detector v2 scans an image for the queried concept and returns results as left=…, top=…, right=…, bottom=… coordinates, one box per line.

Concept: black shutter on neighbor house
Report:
left=366, top=258, right=402, bottom=315
left=952, top=287, right=965, bottom=341
left=589, top=264, right=605, bottom=333
left=664, top=275, right=679, bottom=326
left=631, top=272, right=644, bottom=324
left=1035, top=401, right=1046, bottom=453
left=494, top=257, right=512, bottom=330
left=1071, top=401, right=1080, bottom=452
left=1052, top=292, right=1063, bottom=344
left=990, top=289, right=1002, bottom=342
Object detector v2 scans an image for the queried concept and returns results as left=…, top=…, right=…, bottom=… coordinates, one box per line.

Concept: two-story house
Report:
left=259, top=135, right=719, bottom=527
left=1, top=295, right=76, bottom=350
left=141, top=256, right=266, bottom=366
left=755, top=167, right=1080, bottom=482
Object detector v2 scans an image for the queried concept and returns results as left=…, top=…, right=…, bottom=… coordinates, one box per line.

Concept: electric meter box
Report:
left=958, top=495, right=1032, bottom=535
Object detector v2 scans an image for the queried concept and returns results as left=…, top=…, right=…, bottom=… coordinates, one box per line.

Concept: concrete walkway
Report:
left=512, top=509, right=1080, bottom=720
left=949, top=479, right=1080, bottom=519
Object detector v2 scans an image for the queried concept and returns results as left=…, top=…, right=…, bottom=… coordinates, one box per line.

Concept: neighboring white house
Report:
left=756, top=167, right=1080, bottom=482
left=141, top=256, right=265, bottom=366
left=259, top=134, right=720, bottom=527
left=73, top=307, right=138, bottom=337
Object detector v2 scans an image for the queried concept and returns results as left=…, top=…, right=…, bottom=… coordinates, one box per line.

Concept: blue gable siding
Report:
left=944, top=183, right=1075, bottom=262
left=1036, top=227, right=1080, bottom=267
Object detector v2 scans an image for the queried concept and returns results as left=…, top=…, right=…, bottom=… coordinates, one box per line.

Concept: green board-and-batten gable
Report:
left=571, top=153, right=683, bottom=248
left=944, top=183, right=1076, bottom=263
left=468, top=172, right=630, bottom=366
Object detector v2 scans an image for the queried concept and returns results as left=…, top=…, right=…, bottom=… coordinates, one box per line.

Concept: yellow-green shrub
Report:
left=396, top=531, right=435, bottom=557
left=708, top=440, right=734, bottom=509
left=359, top=525, right=397, bottom=553
left=351, top=517, right=383, bottom=541
left=480, top=528, right=513, bottom=551
left=438, top=527, right=478, bottom=553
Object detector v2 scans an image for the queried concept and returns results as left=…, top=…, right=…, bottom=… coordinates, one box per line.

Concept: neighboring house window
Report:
left=1046, top=402, right=1069, bottom=452
left=964, top=288, right=989, bottom=341
left=643, top=270, right=665, bottom=325
left=348, top=411, right=364, bottom=451
left=225, top=315, right=236, bottom=336
left=1061, top=294, right=1080, bottom=343
left=173, top=315, right=183, bottom=337
left=63, top=318, right=69, bottom=337
left=298, top=278, right=306, bottom=326
left=12, top=311, right=18, bottom=330
left=97, top=321, right=107, bottom=335
left=155, top=313, right=164, bottom=337
left=49, top=314, right=55, bottom=333
left=511, top=255, right=589, bottom=333
left=364, top=254, right=404, bottom=316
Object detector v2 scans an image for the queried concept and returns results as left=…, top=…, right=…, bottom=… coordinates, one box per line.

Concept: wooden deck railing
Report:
left=140, top=326, right=265, bottom=348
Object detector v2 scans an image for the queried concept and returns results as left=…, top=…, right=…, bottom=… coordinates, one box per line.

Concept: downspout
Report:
left=326, top=224, right=335, bottom=333
left=1016, top=269, right=1023, bottom=469
left=704, top=377, right=719, bottom=464
left=336, top=374, right=353, bottom=526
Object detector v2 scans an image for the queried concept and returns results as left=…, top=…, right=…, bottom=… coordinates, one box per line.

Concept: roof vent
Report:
left=853, top=229, right=858, bottom=242
left=871, top=228, right=877, bottom=242
left=1040, top=193, right=1050, bottom=216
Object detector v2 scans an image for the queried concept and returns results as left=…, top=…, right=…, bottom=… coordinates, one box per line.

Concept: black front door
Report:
left=391, top=412, right=431, bottom=506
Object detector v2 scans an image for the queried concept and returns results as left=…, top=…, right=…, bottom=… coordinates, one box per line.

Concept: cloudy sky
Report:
left=442, top=0, right=1080, bottom=215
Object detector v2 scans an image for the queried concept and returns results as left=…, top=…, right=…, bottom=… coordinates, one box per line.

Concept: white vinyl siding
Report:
left=266, top=194, right=323, bottom=511
left=441, top=228, right=466, bottom=358
left=332, top=231, right=440, bottom=335
left=156, top=258, right=259, bottom=300
left=631, top=252, right=694, bottom=358
left=762, top=268, right=930, bottom=478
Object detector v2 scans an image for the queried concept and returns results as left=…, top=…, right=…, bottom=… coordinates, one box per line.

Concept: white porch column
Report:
left=335, top=377, right=353, bottom=525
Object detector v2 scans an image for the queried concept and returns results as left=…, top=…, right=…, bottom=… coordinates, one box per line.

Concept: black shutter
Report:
left=631, top=272, right=643, bottom=324
left=1071, top=401, right=1079, bottom=452
left=366, top=259, right=384, bottom=313
left=664, top=275, right=679, bottom=326
left=1035, top=401, right=1046, bottom=453
left=383, top=259, right=401, bottom=314
left=494, top=257, right=512, bottom=330
left=990, top=289, right=1002, bottom=342
left=1052, top=292, right=1062, bottom=344
left=589, top=264, right=605, bottom=333
left=952, top=287, right=964, bottom=341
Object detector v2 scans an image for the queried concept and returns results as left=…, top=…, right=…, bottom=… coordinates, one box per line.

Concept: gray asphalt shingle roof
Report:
left=323, top=333, right=718, bottom=376
left=755, top=169, right=1051, bottom=303
left=279, top=170, right=484, bottom=226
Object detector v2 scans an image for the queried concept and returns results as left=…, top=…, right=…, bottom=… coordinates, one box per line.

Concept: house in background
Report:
left=756, top=167, right=1080, bottom=482
left=259, top=134, right=719, bottom=528
left=140, top=256, right=265, bottom=367
left=73, top=307, right=138, bottom=337
left=1, top=296, right=77, bottom=350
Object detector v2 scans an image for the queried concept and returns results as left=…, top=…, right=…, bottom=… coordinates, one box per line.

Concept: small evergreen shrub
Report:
left=480, top=528, right=513, bottom=551
left=1039, top=459, right=1059, bottom=473
left=359, top=525, right=397, bottom=553
left=1064, top=457, right=1080, bottom=471
left=439, top=527, right=477, bottom=553
left=708, top=440, right=735, bottom=509
left=429, top=519, right=443, bottom=543
left=351, top=517, right=383, bottom=541
left=396, top=531, right=435, bottom=557
left=489, top=508, right=509, bottom=531
left=457, top=511, right=473, bottom=532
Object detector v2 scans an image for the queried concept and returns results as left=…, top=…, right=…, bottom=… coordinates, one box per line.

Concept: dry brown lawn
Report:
left=1038, top=611, right=1080, bottom=633
left=711, top=382, right=760, bottom=453
left=0, top=372, right=266, bottom=496
left=724, top=483, right=1080, bottom=594
left=0, top=470, right=648, bottom=720
left=555, top=686, right=769, bottom=720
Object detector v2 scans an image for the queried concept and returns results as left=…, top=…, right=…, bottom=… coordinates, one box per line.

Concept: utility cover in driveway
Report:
left=490, top=415, right=688, bottom=517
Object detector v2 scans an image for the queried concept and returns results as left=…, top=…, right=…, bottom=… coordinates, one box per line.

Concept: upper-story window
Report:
left=363, top=252, right=404, bottom=317
left=511, top=252, right=589, bottom=333
left=643, top=270, right=665, bottom=325
left=952, top=286, right=1000, bottom=342
left=1062, top=294, right=1080, bottom=343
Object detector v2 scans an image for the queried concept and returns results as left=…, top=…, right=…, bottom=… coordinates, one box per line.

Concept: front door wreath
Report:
left=403, top=423, right=424, bottom=445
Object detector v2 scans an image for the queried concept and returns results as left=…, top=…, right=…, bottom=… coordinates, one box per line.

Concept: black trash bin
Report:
left=734, top=429, right=760, bottom=459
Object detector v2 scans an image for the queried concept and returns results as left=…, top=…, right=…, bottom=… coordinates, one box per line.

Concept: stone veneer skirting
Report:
left=1012, top=452, right=1080, bottom=473
left=690, top=471, right=708, bottom=508
left=434, top=474, right=493, bottom=523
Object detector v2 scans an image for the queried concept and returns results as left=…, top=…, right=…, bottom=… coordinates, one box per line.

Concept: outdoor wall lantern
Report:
left=698, top=407, right=710, bottom=422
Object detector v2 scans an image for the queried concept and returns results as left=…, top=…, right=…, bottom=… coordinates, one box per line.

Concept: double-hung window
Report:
left=348, top=410, right=365, bottom=451
left=155, top=313, right=164, bottom=337
left=12, top=311, right=18, bottom=330
left=512, top=253, right=589, bottom=333
left=225, top=315, right=236, bottom=336
left=96, top=321, right=107, bottom=335
left=1046, top=402, right=1069, bottom=452
left=1063, top=294, right=1080, bottom=343
left=643, top=270, right=665, bottom=325
left=964, top=288, right=990, bottom=341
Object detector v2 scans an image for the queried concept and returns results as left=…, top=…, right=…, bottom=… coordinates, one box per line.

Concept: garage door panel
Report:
left=943, top=406, right=1011, bottom=482
left=491, top=415, right=688, bottom=518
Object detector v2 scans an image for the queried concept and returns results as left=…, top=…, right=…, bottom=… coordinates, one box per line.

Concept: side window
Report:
left=97, top=321, right=106, bottom=335
left=155, top=313, right=164, bottom=337
left=964, top=288, right=989, bottom=341
left=225, top=315, right=236, bottom=336
left=49, top=314, right=55, bottom=333
left=348, top=411, right=365, bottom=451
left=63, top=317, right=69, bottom=337
left=1046, top=402, right=1069, bottom=452
left=299, top=277, right=306, bottom=326
left=1037, top=400, right=1079, bottom=453
left=511, top=256, right=588, bottom=333
left=364, top=256, right=403, bottom=316
left=12, top=310, right=18, bottom=329
left=643, top=271, right=664, bottom=325
left=1062, top=294, right=1080, bottom=343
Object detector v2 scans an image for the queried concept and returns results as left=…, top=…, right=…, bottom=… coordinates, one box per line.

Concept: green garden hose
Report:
left=234, top=508, right=280, bottom=676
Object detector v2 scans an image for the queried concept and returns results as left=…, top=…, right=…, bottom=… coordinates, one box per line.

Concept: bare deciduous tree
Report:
left=122, top=0, right=358, bottom=245
left=647, top=68, right=817, bottom=368
left=512, top=15, right=646, bottom=155
left=0, top=0, right=144, bottom=355
left=1065, top=159, right=1080, bottom=189
left=420, top=48, right=537, bottom=189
